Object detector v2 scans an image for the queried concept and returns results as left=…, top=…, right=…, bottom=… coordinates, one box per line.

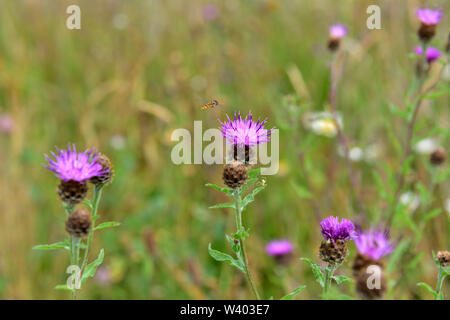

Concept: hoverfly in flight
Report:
left=201, top=99, right=220, bottom=110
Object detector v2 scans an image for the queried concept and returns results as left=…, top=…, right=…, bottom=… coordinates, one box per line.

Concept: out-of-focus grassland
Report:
left=0, top=0, right=448, bottom=299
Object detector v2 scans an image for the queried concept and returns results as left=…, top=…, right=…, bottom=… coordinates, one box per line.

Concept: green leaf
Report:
left=332, top=275, right=353, bottom=285
left=205, top=183, right=234, bottom=195
left=82, top=199, right=93, bottom=210
left=233, top=227, right=249, bottom=240
left=93, top=221, right=121, bottom=231
left=208, top=203, right=235, bottom=210
left=32, top=241, right=69, bottom=251
left=208, top=243, right=245, bottom=273
left=54, top=284, right=73, bottom=291
left=301, top=258, right=324, bottom=288
left=81, top=249, right=104, bottom=285
left=225, top=234, right=240, bottom=253
left=290, top=181, right=313, bottom=199
left=280, top=285, right=306, bottom=300
left=417, top=282, right=437, bottom=298
left=248, top=168, right=261, bottom=179
left=423, top=208, right=442, bottom=222
left=241, top=186, right=265, bottom=211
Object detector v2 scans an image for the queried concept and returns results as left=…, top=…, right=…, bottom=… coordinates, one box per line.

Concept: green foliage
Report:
left=32, top=241, right=69, bottom=251
left=208, top=243, right=245, bottom=273
left=280, top=285, right=306, bottom=300
left=301, top=258, right=324, bottom=288
left=93, top=221, right=121, bottom=231
left=80, top=249, right=105, bottom=285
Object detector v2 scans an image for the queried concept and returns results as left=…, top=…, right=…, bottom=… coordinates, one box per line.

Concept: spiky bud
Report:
left=65, top=208, right=92, bottom=238
left=430, top=147, right=446, bottom=166
left=89, top=154, right=114, bottom=186
left=437, top=251, right=449, bottom=267
left=319, top=239, right=348, bottom=265
left=223, top=160, right=248, bottom=189
left=58, top=180, right=88, bottom=205
left=352, top=253, right=387, bottom=300
left=418, top=24, right=437, bottom=43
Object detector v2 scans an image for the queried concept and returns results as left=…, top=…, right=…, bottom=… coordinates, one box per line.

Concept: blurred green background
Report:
left=0, top=0, right=449, bottom=299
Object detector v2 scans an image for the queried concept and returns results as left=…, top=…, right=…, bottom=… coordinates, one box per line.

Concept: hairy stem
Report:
left=435, top=266, right=447, bottom=300
left=80, top=185, right=103, bottom=280
left=323, top=263, right=337, bottom=297
left=233, top=189, right=261, bottom=300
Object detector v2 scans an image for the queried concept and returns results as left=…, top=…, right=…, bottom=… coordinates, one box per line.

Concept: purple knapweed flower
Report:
left=416, top=7, right=443, bottom=26
left=320, top=216, right=356, bottom=243
left=354, top=228, right=393, bottom=261
left=219, top=112, right=274, bottom=146
left=329, top=24, right=347, bottom=40
left=44, top=144, right=107, bottom=182
left=202, top=4, right=219, bottom=21
left=265, top=240, right=294, bottom=257
left=0, top=114, right=14, bottom=134
left=414, top=46, right=441, bottom=63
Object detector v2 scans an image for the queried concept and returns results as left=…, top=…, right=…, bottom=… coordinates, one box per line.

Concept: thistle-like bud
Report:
left=89, top=154, right=114, bottom=186
left=430, top=147, right=446, bottom=166
left=416, top=8, right=442, bottom=43
left=352, top=253, right=387, bottom=299
left=328, top=24, right=347, bottom=52
left=223, top=160, right=248, bottom=189
left=319, top=239, right=348, bottom=264
left=437, top=251, right=449, bottom=267
left=65, top=208, right=92, bottom=238
left=58, top=180, right=88, bottom=205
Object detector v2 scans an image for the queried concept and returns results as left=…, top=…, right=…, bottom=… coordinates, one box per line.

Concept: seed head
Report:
left=57, top=179, right=88, bottom=205
left=222, top=160, right=248, bottom=189
left=354, top=263, right=387, bottom=300
left=65, top=208, right=92, bottom=238
left=436, top=251, right=449, bottom=267
left=430, top=147, right=446, bottom=166
left=89, top=154, right=114, bottom=185
left=319, top=239, right=348, bottom=265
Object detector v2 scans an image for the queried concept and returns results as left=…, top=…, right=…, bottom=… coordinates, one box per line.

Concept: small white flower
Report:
left=414, top=138, right=439, bottom=155
left=304, top=111, right=342, bottom=138
left=109, top=134, right=126, bottom=150
left=400, top=191, right=421, bottom=213
left=444, top=198, right=450, bottom=215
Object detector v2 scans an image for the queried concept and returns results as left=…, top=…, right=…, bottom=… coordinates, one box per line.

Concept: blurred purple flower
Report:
left=414, top=46, right=441, bottom=63
left=416, top=7, right=442, bottom=25
left=354, top=228, right=393, bottom=261
left=329, top=24, right=347, bottom=39
left=202, top=4, right=219, bottom=21
left=320, top=216, right=356, bottom=243
left=0, top=114, right=14, bottom=133
left=44, top=144, right=107, bottom=182
left=219, top=112, right=274, bottom=146
left=265, top=239, right=294, bottom=257
left=94, top=266, right=112, bottom=286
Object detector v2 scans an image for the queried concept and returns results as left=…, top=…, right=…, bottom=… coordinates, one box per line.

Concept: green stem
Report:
left=80, top=185, right=103, bottom=279
left=233, top=189, right=261, bottom=300
left=435, top=266, right=447, bottom=300
left=323, top=263, right=337, bottom=298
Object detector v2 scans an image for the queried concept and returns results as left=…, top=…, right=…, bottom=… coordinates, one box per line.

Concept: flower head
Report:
left=329, top=24, right=347, bottom=39
left=354, top=228, right=393, bottom=261
left=320, top=216, right=356, bottom=242
left=219, top=112, right=274, bottom=146
left=416, top=7, right=442, bottom=25
left=44, top=144, right=107, bottom=182
left=414, top=46, right=441, bottom=63
left=265, top=240, right=294, bottom=257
